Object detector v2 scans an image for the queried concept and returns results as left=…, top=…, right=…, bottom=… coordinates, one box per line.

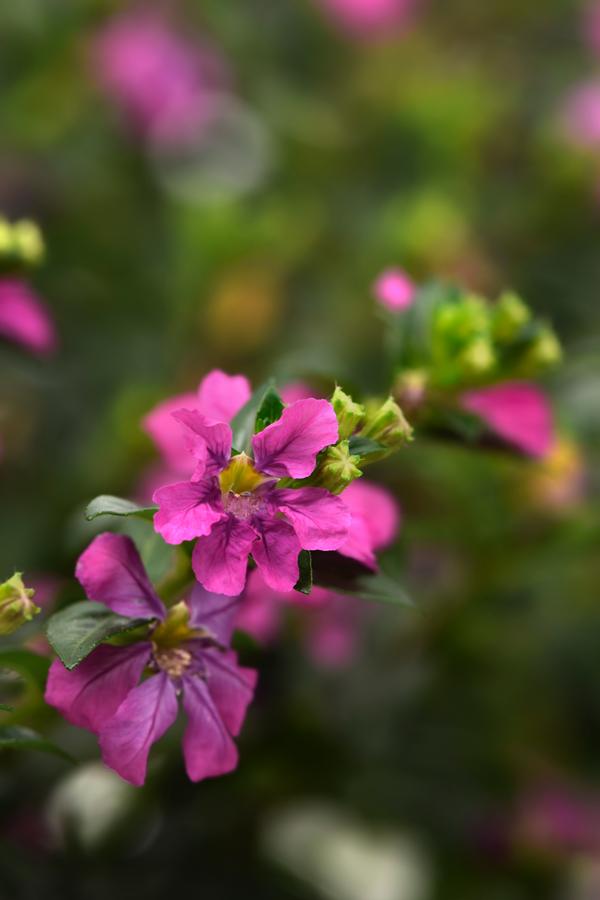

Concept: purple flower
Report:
left=0, top=278, right=57, bottom=356
left=92, top=10, right=226, bottom=148
left=315, top=0, right=419, bottom=38
left=461, top=381, right=554, bottom=458
left=45, top=533, right=256, bottom=786
left=153, top=398, right=350, bottom=596
left=373, top=268, right=416, bottom=312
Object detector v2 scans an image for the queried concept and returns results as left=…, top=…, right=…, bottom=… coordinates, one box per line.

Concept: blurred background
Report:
left=1, top=1, right=600, bottom=898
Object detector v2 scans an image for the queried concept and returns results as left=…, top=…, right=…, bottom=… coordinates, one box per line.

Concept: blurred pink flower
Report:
left=515, top=783, right=600, bottom=856
left=92, top=9, right=226, bottom=148
left=373, top=268, right=416, bottom=312
left=315, top=0, right=419, bottom=38
left=561, top=81, right=600, bottom=148
left=0, top=278, right=57, bottom=356
left=461, top=382, right=554, bottom=458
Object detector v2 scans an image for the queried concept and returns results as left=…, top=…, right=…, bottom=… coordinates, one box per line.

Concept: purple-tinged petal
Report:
left=76, top=533, right=165, bottom=620
left=0, top=278, right=57, bottom=356
left=336, top=512, right=377, bottom=569
left=273, top=487, right=350, bottom=550
left=280, top=381, right=318, bottom=404
left=196, top=369, right=251, bottom=423
left=45, top=643, right=151, bottom=733
left=235, top=570, right=283, bottom=644
left=181, top=675, right=239, bottom=781
left=461, top=382, right=554, bottom=458
left=187, top=583, right=241, bottom=645
left=153, top=479, right=224, bottom=544
left=251, top=518, right=301, bottom=592
left=142, top=392, right=198, bottom=476
left=337, top=479, right=401, bottom=568
left=191, top=517, right=256, bottom=596
left=99, top=672, right=178, bottom=787
left=252, top=398, right=339, bottom=479
left=203, top=648, right=257, bottom=736
left=171, top=409, right=232, bottom=478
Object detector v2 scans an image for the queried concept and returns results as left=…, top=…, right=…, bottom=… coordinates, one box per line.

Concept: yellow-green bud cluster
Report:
left=0, top=217, right=45, bottom=270
left=0, top=573, right=40, bottom=636
left=331, top=386, right=365, bottom=440
left=360, top=396, right=413, bottom=450
left=311, top=441, right=362, bottom=494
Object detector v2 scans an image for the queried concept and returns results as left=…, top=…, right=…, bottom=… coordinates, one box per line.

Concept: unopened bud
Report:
left=0, top=573, right=40, bottom=635
left=459, top=338, right=495, bottom=375
left=360, top=397, right=413, bottom=449
left=312, top=441, right=362, bottom=494
left=0, top=218, right=12, bottom=256
left=394, top=369, right=428, bottom=410
left=13, top=220, right=44, bottom=267
left=331, top=386, right=365, bottom=440
left=492, top=291, right=530, bottom=342
left=526, top=327, right=562, bottom=370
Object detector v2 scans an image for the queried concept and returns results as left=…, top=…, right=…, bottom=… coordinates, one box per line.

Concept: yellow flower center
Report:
left=219, top=452, right=269, bottom=495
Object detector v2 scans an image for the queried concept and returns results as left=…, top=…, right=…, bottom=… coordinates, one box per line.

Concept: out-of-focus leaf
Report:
left=294, top=550, right=312, bottom=595
left=0, top=649, right=50, bottom=691
left=46, top=601, right=153, bottom=670
left=254, top=386, right=285, bottom=434
left=230, top=380, right=277, bottom=453
left=85, top=495, right=158, bottom=522
left=0, top=726, right=73, bottom=761
left=347, top=435, right=385, bottom=459
left=0, top=704, right=14, bottom=712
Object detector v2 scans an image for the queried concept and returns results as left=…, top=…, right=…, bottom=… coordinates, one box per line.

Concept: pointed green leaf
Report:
left=85, top=495, right=158, bottom=522
left=46, top=601, right=154, bottom=670
left=254, top=387, right=285, bottom=434
left=347, top=435, right=385, bottom=460
left=230, top=380, right=278, bottom=453
left=293, top=550, right=312, bottom=595
left=0, top=726, right=73, bottom=761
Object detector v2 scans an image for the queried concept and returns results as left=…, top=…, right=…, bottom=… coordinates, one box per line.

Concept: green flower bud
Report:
left=492, top=291, right=530, bottom=342
left=360, top=397, right=413, bottom=449
left=0, top=573, right=40, bottom=635
left=435, top=294, right=488, bottom=344
left=331, top=386, right=365, bottom=440
left=0, top=218, right=13, bottom=256
left=459, top=337, right=495, bottom=375
left=526, top=327, right=562, bottom=370
left=12, top=220, right=44, bottom=267
left=393, top=369, right=428, bottom=410
left=311, top=441, right=362, bottom=494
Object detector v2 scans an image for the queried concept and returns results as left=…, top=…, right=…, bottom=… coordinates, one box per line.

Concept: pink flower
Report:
left=92, top=10, right=226, bottom=148
left=336, top=479, right=401, bottom=569
left=153, top=398, right=350, bottom=595
left=561, top=81, right=600, bottom=148
left=0, top=278, right=57, bottom=356
left=515, top=783, right=600, bottom=856
left=45, top=533, right=256, bottom=786
left=315, top=0, right=419, bottom=38
left=373, top=268, right=416, bottom=312
left=461, top=382, right=554, bottom=458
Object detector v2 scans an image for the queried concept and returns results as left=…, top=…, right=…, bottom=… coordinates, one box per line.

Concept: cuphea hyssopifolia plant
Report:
left=380, top=280, right=562, bottom=459
left=43, top=381, right=412, bottom=785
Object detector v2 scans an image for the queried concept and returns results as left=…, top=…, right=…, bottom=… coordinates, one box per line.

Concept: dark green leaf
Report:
left=85, top=495, right=157, bottom=522
left=47, top=601, right=154, bottom=670
left=0, top=649, right=50, bottom=691
left=0, top=704, right=14, bottom=712
left=348, top=570, right=414, bottom=606
left=230, top=380, right=277, bottom=453
left=294, top=550, right=312, bottom=595
left=347, top=435, right=385, bottom=459
left=0, top=726, right=73, bottom=761
left=254, top=386, right=284, bottom=434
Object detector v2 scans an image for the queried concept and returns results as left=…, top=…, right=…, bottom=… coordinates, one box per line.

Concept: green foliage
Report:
left=85, top=496, right=158, bottom=522
left=46, top=601, right=153, bottom=670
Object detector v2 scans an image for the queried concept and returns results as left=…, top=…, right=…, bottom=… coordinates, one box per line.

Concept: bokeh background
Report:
left=1, top=1, right=600, bottom=898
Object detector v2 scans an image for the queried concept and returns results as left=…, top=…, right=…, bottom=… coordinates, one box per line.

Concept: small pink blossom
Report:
left=515, top=783, right=600, bottom=856
left=461, top=382, right=554, bottom=458
left=92, top=10, right=226, bottom=148
left=46, top=533, right=256, bottom=786
left=153, top=399, right=350, bottom=595
left=315, top=0, right=419, bottom=39
left=561, top=81, right=600, bottom=148
left=373, top=268, right=416, bottom=312
left=0, top=278, right=57, bottom=356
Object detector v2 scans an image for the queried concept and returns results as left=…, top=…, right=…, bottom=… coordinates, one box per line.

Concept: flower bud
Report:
left=0, top=218, right=13, bottom=256
left=0, top=573, right=40, bottom=635
left=393, top=369, right=428, bottom=410
left=311, top=441, right=362, bottom=494
left=331, top=386, right=365, bottom=440
left=525, top=327, right=562, bottom=370
left=459, top=337, right=495, bottom=376
left=12, top=220, right=44, bottom=267
left=492, top=291, right=530, bottom=342
left=360, top=397, right=413, bottom=449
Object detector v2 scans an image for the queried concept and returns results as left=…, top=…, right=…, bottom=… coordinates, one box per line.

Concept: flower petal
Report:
left=0, top=278, right=57, bottom=356
left=45, top=643, right=151, bottom=733
left=337, top=480, right=401, bottom=568
left=273, top=487, right=350, bottom=550
left=153, top=479, right=224, bottom=544
left=181, top=675, right=239, bottom=781
left=203, top=648, right=257, bottom=735
left=196, top=369, right=252, bottom=423
left=461, top=382, right=554, bottom=458
left=99, top=672, right=178, bottom=787
left=251, top=518, right=301, bottom=592
left=76, top=533, right=165, bottom=620
left=251, top=398, right=339, bottom=479
left=171, top=408, right=232, bottom=478
left=187, top=583, right=242, bottom=645
left=235, top=570, right=283, bottom=644
left=142, top=392, right=198, bottom=476
left=192, top=517, right=256, bottom=596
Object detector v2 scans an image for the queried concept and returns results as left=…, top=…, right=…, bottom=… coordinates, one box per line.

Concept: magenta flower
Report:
left=45, top=533, right=256, bottom=786
left=0, top=278, right=57, bottom=356
left=561, top=81, right=600, bottom=148
left=92, top=10, right=226, bottom=148
left=153, top=399, right=350, bottom=595
left=373, top=268, right=416, bottom=312
left=337, top=479, right=401, bottom=569
left=461, top=381, right=554, bottom=458
left=315, top=0, right=419, bottom=38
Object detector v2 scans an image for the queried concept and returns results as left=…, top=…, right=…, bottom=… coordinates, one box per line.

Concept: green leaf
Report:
left=348, top=570, right=414, bottom=606
left=0, top=726, right=73, bottom=762
left=293, top=550, right=312, bottom=595
left=85, top=495, right=158, bottom=522
left=0, top=649, right=50, bottom=691
left=46, top=601, right=154, bottom=670
left=254, top=386, right=285, bottom=434
left=0, top=704, right=14, bottom=712
left=230, top=380, right=277, bottom=453
left=119, top=518, right=175, bottom=585
left=347, top=435, right=385, bottom=459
